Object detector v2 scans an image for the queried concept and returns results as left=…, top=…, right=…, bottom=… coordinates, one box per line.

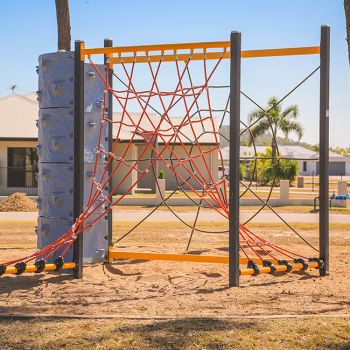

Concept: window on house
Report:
left=303, top=161, right=307, bottom=172
left=7, top=148, right=38, bottom=187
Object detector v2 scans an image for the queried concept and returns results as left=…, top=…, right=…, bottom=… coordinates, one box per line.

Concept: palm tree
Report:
left=247, top=96, right=303, bottom=161
left=55, top=0, right=71, bottom=51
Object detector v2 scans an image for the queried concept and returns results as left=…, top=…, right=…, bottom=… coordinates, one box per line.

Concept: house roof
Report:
left=221, top=145, right=348, bottom=161
left=0, top=93, right=38, bottom=140
left=0, top=93, right=218, bottom=144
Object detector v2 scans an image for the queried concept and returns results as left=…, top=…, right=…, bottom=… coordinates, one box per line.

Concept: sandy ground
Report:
left=112, top=208, right=350, bottom=223
left=0, top=220, right=349, bottom=319
left=0, top=209, right=349, bottom=223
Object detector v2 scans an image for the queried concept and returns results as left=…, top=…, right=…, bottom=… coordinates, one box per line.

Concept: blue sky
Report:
left=0, top=0, right=349, bottom=147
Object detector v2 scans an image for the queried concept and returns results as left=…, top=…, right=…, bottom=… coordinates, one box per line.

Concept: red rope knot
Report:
left=107, top=151, right=115, bottom=160
left=92, top=178, right=100, bottom=190
left=93, top=180, right=112, bottom=204
left=71, top=213, right=87, bottom=240
left=100, top=191, right=112, bottom=205
left=70, top=224, right=78, bottom=240
left=221, top=47, right=227, bottom=59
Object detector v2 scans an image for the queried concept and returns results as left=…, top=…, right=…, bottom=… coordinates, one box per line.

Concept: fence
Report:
left=0, top=167, right=38, bottom=196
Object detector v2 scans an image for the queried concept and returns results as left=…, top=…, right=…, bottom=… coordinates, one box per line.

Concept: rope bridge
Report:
left=0, top=33, right=329, bottom=284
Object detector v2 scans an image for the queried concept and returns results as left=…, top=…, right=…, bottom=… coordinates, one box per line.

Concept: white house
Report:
left=112, top=113, right=219, bottom=194
left=221, top=145, right=350, bottom=176
left=0, top=93, right=38, bottom=195
left=0, top=92, right=219, bottom=195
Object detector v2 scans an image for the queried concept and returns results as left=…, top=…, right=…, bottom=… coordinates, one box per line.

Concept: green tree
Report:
left=330, top=147, right=350, bottom=156
left=312, top=144, right=320, bottom=152
left=240, top=162, right=246, bottom=180
left=249, top=147, right=299, bottom=185
left=247, top=97, right=303, bottom=161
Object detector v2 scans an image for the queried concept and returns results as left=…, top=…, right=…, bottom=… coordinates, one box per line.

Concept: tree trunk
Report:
left=55, top=0, right=71, bottom=51
left=271, top=142, right=277, bottom=164
left=271, top=127, right=278, bottom=164
left=345, top=0, right=350, bottom=64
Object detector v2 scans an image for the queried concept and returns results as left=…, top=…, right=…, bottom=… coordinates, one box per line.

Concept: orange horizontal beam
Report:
left=109, top=52, right=226, bottom=65
left=81, top=42, right=320, bottom=64
left=3, top=262, right=76, bottom=275
left=242, top=46, right=320, bottom=58
left=110, top=250, right=229, bottom=264
left=83, top=40, right=231, bottom=57
left=108, top=249, right=292, bottom=265
left=109, top=46, right=320, bottom=65
left=109, top=250, right=321, bottom=275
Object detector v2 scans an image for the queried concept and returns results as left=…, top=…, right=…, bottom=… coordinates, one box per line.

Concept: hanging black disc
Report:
left=34, top=259, right=46, bottom=273
left=14, top=262, right=26, bottom=275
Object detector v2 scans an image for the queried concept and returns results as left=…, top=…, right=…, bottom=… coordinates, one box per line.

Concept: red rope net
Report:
left=1, top=53, right=317, bottom=273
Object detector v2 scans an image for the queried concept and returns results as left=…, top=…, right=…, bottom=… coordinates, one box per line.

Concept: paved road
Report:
left=0, top=210, right=349, bottom=223
left=113, top=209, right=350, bottom=224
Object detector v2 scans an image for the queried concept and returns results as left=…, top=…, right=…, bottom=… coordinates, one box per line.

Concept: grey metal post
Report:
left=319, top=25, right=330, bottom=276
left=104, top=38, right=113, bottom=255
left=229, top=31, right=241, bottom=287
left=73, top=40, right=85, bottom=278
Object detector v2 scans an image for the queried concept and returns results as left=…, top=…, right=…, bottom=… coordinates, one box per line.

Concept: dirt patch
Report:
left=0, top=221, right=349, bottom=319
left=0, top=193, right=37, bottom=212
